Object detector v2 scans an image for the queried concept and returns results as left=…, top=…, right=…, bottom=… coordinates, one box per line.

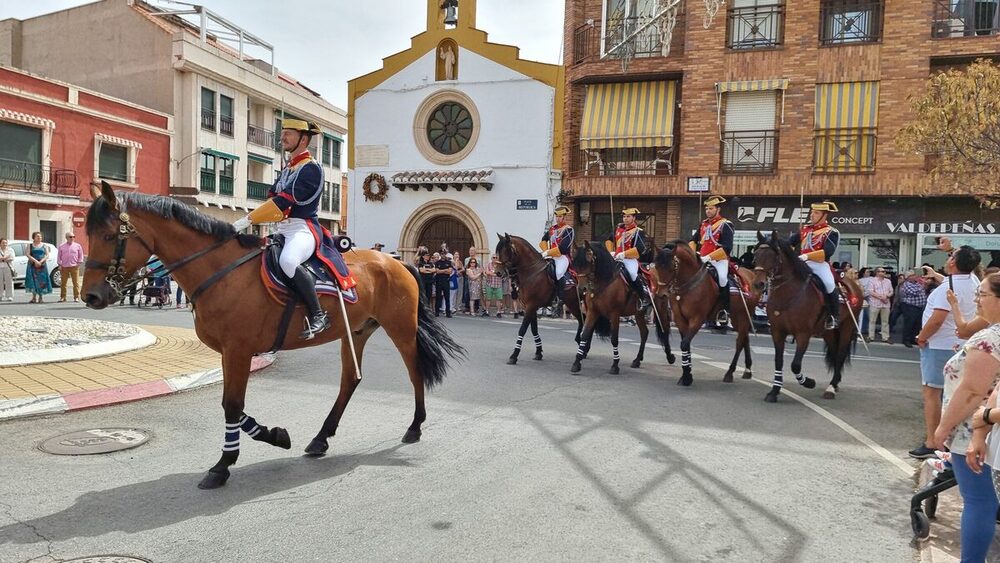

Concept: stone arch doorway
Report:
left=399, top=199, right=489, bottom=264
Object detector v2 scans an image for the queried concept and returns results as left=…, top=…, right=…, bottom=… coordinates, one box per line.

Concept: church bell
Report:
left=443, top=0, right=459, bottom=26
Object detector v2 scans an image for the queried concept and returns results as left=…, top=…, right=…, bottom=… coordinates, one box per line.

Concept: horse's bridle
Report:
left=659, top=253, right=710, bottom=301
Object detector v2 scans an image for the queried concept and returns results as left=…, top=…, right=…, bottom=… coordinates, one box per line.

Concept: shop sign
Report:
left=516, top=199, right=538, bottom=210
left=886, top=222, right=997, bottom=234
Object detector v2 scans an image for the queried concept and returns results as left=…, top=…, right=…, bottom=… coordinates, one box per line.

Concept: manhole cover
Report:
left=39, top=428, right=150, bottom=456
left=62, top=557, right=151, bottom=563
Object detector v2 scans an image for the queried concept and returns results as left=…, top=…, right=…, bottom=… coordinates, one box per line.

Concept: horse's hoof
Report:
left=723, top=371, right=734, bottom=383
left=304, top=438, right=328, bottom=457
left=402, top=429, right=421, bottom=443
left=803, top=378, right=816, bottom=389
left=764, top=393, right=778, bottom=403
left=667, top=354, right=676, bottom=365
left=506, top=357, right=518, bottom=365
left=742, top=371, right=753, bottom=380
left=570, top=362, right=582, bottom=374
left=630, top=360, right=641, bottom=369
left=197, top=469, right=230, bottom=490
left=533, top=353, right=543, bottom=361
left=609, top=366, right=620, bottom=375
left=272, top=427, right=291, bottom=450
left=822, top=391, right=836, bottom=400
left=676, top=375, right=692, bottom=387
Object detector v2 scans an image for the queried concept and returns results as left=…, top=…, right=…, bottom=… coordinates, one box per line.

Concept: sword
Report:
left=735, top=281, right=758, bottom=335
left=844, top=295, right=870, bottom=354
left=335, top=287, right=363, bottom=381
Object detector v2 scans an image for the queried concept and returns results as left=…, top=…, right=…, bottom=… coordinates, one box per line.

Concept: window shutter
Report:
left=724, top=91, right=777, bottom=132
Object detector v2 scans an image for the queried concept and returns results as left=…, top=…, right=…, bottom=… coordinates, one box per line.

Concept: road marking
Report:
left=703, top=359, right=913, bottom=478
left=750, top=346, right=920, bottom=365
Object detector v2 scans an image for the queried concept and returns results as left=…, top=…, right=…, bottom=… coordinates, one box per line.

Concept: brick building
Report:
left=563, top=0, right=1000, bottom=272
left=0, top=65, right=171, bottom=252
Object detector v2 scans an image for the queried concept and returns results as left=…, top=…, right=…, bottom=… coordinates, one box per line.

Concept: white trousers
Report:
left=275, top=218, right=316, bottom=278
left=621, top=258, right=639, bottom=281
left=0, top=265, right=11, bottom=298
left=805, top=260, right=836, bottom=293
left=553, top=255, right=569, bottom=280
left=710, top=258, right=729, bottom=288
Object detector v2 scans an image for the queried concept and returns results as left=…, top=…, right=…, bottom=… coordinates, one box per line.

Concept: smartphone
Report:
left=948, top=275, right=954, bottom=292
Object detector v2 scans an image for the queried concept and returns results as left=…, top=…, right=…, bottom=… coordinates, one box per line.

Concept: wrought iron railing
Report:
left=570, top=144, right=677, bottom=177
left=720, top=130, right=779, bottom=174
left=218, top=175, right=234, bottom=196
left=727, top=3, right=785, bottom=49
left=220, top=115, right=234, bottom=137
left=932, top=0, right=1000, bottom=37
left=200, top=170, right=216, bottom=193
left=820, top=0, right=884, bottom=45
left=248, top=124, right=276, bottom=149
left=0, top=158, right=79, bottom=196
left=573, top=12, right=685, bottom=64
left=813, top=128, right=877, bottom=172
left=201, top=109, right=216, bottom=131
left=247, top=180, right=270, bottom=200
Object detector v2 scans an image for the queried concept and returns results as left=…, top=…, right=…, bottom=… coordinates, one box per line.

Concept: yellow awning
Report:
left=580, top=81, right=677, bottom=150
left=815, top=81, right=880, bottom=129
left=715, top=79, right=790, bottom=93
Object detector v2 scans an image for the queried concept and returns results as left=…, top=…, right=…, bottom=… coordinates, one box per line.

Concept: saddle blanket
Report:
left=261, top=234, right=358, bottom=306
left=703, top=264, right=752, bottom=298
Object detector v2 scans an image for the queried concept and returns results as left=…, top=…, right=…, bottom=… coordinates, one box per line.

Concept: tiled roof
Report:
left=391, top=169, right=494, bottom=191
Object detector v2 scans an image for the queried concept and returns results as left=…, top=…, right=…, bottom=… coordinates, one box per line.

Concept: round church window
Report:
left=427, top=102, right=474, bottom=155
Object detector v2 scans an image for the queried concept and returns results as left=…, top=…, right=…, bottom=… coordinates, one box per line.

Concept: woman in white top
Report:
left=934, top=272, right=1000, bottom=562
left=0, top=238, right=13, bottom=301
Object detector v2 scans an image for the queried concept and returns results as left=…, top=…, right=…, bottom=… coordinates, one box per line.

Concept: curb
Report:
left=0, top=353, right=276, bottom=422
left=0, top=327, right=157, bottom=367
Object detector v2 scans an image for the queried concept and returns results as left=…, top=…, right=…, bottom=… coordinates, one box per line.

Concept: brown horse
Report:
left=570, top=241, right=674, bottom=374
left=751, top=231, right=862, bottom=402
left=82, top=182, right=464, bottom=489
left=494, top=234, right=585, bottom=364
left=652, top=241, right=758, bottom=386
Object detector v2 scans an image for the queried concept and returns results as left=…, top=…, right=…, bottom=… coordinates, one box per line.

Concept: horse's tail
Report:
left=824, top=312, right=855, bottom=374
left=593, top=315, right=612, bottom=341
left=406, top=264, right=466, bottom=389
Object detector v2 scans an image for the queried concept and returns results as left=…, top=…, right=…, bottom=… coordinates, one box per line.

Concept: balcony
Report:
left=247, top=180, right=270, bottom=200
left=820, top=0, right=884, bottom=45
left=201, top=109, right=216, bottom=131
left=248, top=124, right=275, bottom=149
left=569, top=145, right=676, bottom=177
left=321, top=190, right=330, bottom=212
left=220, top=115, right=234, bottom=137
left=813, top=128, right=877, bottom=173
left=932, top=0, right=1000, bottom=37
left=200, top=169, right=215, bottom=193
left=219, top=175, right=234, bottom=196
left=0, top=158, right=80, bottom=196
left=727, top=3, right=785, bottom=49
left=720, top=130, right=779, bottom=174
left=573, top=12, right=685, bottom=65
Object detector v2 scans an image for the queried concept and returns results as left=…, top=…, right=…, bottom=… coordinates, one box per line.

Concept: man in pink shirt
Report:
left=57, top=232, right=84, bottom=302
left=866, top=267, right=894, bottom=343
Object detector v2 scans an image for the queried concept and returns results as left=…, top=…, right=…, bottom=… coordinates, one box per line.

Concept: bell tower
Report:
left=426, top=0, right=477, bottom=32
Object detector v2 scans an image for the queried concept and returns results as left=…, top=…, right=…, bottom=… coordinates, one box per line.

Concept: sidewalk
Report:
left=917, top=460, right=1000, bottom=562
left=0, top=325, right=273, bottom=420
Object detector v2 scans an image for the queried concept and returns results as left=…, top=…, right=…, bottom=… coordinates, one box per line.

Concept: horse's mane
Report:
left=87, top=192, right=260, bottom=249
left=574, top=241, right=618, bottom=284
left=765, top=233, right=812, bottom=281
left=654, top=239, right=695, bottom=269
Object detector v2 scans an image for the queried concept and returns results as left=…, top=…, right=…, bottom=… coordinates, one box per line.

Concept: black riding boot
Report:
left=824, top=289, right=841, bottom=330
left=716, top=285, right=731, bottom=326
left=290, top=265, right=330, bottom=339
left=632, top=275, right=651, bottom=310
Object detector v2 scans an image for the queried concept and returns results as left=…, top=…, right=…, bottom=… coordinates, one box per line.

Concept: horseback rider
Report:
left=789, top=200, right=842, bottom=330
left=540, top=205, right=575, bottom=300
left=691, top=195, right=735, bottom=325
left=232, top=118, right=331, bottom=340
left=606, top=208, right=651, bottom=309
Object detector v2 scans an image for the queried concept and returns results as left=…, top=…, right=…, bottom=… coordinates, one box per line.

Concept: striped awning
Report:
left=815, top=81, right=880, bottom=129
left=715, top=79, right=789, bottom=93
left=202, top=148, right=240, bottom=161
left=247, top=152, right=273, bottom=165
left=580, top=81, right=677, bottom=150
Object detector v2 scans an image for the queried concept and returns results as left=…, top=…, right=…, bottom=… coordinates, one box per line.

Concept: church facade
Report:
left=348, top=0, right=564, bottom=263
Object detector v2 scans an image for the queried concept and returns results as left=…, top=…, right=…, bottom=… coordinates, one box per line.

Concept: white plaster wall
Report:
left=350, top=48, right=559, bottom=252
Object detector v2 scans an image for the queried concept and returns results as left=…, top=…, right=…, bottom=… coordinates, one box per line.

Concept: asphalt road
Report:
left=0, top=300, right=927, bottom=562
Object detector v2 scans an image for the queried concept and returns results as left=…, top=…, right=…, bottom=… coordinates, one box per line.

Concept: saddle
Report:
left=704, top=262, right=750, bottom=297
left=546, top=260, right=578, bottom=288
left=805, top=265, right=862, bottom=307
left=261, top=234, right=358, bottom=305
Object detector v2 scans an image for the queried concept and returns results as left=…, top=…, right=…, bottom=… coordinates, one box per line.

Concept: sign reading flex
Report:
left=737, top=206, right=809, bottom=224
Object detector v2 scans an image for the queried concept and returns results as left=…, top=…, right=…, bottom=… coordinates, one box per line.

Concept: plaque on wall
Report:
left=357, top=145, right=390, bottom=167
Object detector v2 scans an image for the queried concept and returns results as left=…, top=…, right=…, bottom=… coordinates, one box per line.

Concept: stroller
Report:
left=910, top=453, right=1000, bottom=540
left=138, top=274, right=172, bottom=308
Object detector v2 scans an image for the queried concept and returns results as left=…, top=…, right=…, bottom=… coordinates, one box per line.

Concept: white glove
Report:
left=798, top=254, right=809, bottom=262
left=543, top=254, right=553, bottom=260
left=232, top=216, right=252, bottom=231
left=700, top=255, right=711, bottom=264
left=614, top=252, right=625, bottom=261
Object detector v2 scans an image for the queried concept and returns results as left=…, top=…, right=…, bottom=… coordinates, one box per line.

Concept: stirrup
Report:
left=824, top=315, right=839, bottom=330
left=301, top=310, right=331, bottom=340
left=716, top=309, right=730, bottom=326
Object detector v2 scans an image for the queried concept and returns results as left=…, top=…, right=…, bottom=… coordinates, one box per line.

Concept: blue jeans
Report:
left=951, top=453, right=998, bottom=562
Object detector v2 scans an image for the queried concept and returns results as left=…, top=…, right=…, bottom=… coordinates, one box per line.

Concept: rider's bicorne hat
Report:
left=810, top=200, right=839, bottom=213
left=622, top=207, right=640, bottom=215
left=553, top=205, right=570, bottom=217
left=704, top=195, right=726, bottom=207
left=281, top=118, right=321, bottom=136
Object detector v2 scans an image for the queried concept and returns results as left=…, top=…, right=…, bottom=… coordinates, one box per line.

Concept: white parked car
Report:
left=8, top=240, right=61, bottom=288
